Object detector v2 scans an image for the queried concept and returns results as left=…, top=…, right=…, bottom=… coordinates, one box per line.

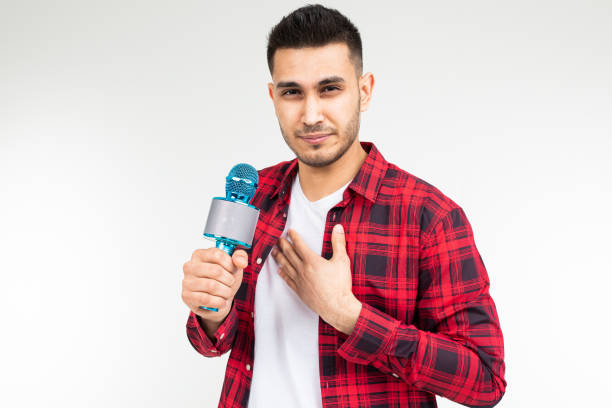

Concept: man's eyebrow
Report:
left=276, top=76, right=346, bottom=89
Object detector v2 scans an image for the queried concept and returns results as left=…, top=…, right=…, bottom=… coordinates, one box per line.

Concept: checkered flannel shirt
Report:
left=187, top=141, right=506, bottom=407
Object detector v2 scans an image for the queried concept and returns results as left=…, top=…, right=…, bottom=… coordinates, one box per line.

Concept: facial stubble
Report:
left=279, top=96, right=361, bottom=168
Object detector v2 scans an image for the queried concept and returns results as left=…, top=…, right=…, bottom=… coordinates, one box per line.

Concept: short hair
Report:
left=266, top=4, right=363, bottom=76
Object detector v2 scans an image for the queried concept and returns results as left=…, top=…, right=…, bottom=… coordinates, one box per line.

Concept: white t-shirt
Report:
left=247, top=174, right=350, bottom=408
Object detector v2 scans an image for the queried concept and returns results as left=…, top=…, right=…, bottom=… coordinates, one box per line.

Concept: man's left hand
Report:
left=272, top=223, right=362, bottom=335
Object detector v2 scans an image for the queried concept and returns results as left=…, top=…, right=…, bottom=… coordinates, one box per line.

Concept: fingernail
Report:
left=334, top=224, right=344, bottom=233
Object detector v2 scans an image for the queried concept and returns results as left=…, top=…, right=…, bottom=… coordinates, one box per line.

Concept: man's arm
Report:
left=337, top=206, right=506, bottom=407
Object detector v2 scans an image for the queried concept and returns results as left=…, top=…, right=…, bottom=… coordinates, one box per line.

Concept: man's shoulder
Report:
left=382, top=162, right=462, bottom=229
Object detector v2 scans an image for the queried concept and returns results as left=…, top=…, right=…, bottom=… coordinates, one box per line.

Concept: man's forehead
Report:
left=272, top=43, right=354, bottom=83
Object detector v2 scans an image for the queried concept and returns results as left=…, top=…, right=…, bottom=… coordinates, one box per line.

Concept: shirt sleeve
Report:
left=186, top=304, right=238, bottom=357
left=337, top=206, right=506, bottom=407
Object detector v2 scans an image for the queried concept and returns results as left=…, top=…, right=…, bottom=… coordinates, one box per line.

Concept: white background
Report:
left=1, top=1, right=611, bottom=407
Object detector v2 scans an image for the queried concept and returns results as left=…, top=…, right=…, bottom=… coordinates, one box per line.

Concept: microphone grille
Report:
left=226, top=163, right=258, bottom=203
left=229, top=163, right=259, bottom=183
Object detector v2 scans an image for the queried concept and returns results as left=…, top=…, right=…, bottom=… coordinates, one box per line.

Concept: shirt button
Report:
left=211, top=349, right=218, bottom=353
left=256, top=257, right=262, bottom=265
left=251, top=312, right=254, bottom=318
left=283, top=212, right=287, bottom=218
left=246, top=364, right=251, bottom=371
left=219, top=333, right=225, bottom=340
left=392, top=373, right=399, bottom=378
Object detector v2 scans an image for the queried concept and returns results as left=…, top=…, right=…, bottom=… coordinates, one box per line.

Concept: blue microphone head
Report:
left=225, top=163, right=259, bottom=204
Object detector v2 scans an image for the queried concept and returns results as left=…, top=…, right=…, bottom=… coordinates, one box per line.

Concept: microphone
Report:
left=200, top=163, right=261, bottom=312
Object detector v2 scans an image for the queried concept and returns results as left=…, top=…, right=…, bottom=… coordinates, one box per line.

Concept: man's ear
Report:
left=268, top=82, right=275, bottom=101
left=358, top=72, right=375, bottom=112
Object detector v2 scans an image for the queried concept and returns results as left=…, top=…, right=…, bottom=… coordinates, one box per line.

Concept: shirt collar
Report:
left=271, top=141, right=388, bottom=204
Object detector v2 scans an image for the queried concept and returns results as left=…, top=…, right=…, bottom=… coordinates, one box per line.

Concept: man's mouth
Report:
left=299, top=133, right=333, bottom=144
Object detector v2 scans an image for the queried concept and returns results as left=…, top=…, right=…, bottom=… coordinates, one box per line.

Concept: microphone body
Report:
left=203, top=198, right=259, bottom=255
left=200, top=164, right=260, bottom=312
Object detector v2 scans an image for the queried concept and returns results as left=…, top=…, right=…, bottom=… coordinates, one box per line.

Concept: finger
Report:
left=189, top=262, right=235, bottom=287
left=330, top=223, right=348, bottom=261
left=232, top=249, right=249, bottom=271
left=192, top=248, right=235, bottom=274
left=287, top=229, right=316, bottom=262
left=277, top=237, right=303, bottom=272
left=191, top=291, right=228, bottom=310
left=184, top=277, right=233, bottom=299
left=272, top=246, right=298, bottom=281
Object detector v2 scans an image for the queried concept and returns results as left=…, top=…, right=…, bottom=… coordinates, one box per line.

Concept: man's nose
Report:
left=301, top=94, right=324, bottom=127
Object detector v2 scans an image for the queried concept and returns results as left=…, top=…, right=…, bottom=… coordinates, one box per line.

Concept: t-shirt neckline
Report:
left=293, top=173, right=351, bottom=211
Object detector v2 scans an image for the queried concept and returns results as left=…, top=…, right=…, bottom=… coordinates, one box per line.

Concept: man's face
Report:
left=268, top=42, right=366, bottom=168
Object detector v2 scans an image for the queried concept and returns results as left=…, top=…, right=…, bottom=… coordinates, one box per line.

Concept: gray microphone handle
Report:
left=203, top=198, right=260, bottom=247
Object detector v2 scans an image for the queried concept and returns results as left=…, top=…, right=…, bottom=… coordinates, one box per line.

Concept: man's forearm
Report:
left=336, top=301, right=506, bottom=407
left=187, top=307, right=237, bottom=358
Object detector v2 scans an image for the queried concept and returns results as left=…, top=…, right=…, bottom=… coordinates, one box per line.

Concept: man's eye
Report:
left=282, top=89, right=300, bottom=96
left=322, top=86, right=340, bottom=92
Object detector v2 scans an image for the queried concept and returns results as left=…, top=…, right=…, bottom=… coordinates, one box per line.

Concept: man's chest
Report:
left=239, top=195, right=421, bottom=325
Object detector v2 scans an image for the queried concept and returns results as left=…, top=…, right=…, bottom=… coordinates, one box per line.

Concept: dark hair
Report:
left=266, top=4, right=363, bottom=76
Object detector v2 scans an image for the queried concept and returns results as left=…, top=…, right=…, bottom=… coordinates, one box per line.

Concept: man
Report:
left=182, top=4, right=506, bottom=407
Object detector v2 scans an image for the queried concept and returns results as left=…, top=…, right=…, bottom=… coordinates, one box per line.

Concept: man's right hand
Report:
left=182, top=247, right=248, bottom=331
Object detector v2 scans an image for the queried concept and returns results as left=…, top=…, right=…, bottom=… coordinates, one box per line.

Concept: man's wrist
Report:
left=197, top=307, right=230, bottom=340
left=328, top=295, right=362, bottom=336
left=196, top=315, right=218, bottom=340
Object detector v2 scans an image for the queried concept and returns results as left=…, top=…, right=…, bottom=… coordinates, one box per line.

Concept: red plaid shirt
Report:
left=187, top=142, right=506, bottom=407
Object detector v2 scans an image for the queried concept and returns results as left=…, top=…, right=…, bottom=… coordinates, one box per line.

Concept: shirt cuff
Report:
left=186, top=306, right=238, bottom=356
left=336, top=302, right=402, bottom=365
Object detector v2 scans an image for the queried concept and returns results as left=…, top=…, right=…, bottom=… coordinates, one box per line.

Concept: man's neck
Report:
left=297, top=140, right=368, bottom=202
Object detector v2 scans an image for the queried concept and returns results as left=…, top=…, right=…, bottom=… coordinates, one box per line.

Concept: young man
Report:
left=182, top=5, right=506, bottom=407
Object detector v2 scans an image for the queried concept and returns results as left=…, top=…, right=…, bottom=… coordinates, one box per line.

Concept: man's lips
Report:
left=299, top=133, right=333, bottom=144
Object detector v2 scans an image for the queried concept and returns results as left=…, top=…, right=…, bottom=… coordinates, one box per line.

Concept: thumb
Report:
left=232, top=249, right=249, bottom=271
left=331, top=224, right=348, bottom=261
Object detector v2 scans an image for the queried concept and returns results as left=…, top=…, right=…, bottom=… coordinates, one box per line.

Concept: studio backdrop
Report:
left=1, top=1, right=611, bottom=407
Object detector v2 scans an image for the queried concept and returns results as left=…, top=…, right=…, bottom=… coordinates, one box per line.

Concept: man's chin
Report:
left=297, top=150, right=341, bottom=168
